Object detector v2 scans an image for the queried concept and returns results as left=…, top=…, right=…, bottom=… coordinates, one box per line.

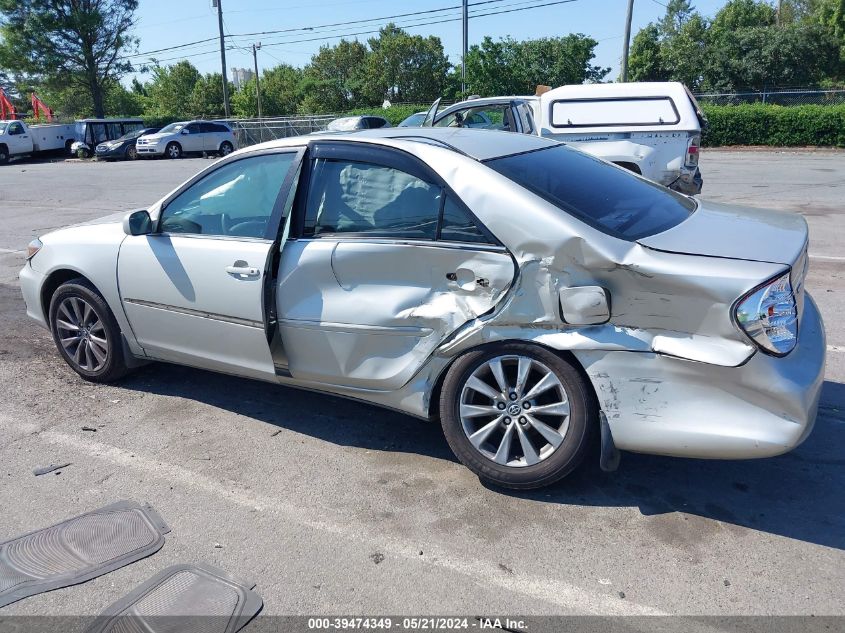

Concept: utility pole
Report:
left=252, top=43, right=263, bottom=119
left=461, top=0, right=468, bottom=95
left=214, top=0, right=231, bottom=118
left=621, top=0, right=634, bottom=82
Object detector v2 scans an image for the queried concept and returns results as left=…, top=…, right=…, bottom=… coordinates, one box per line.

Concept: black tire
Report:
left=439, top=343, right=597, bottom=489
left=0, top=144, right=9, bottom=165
left=165, top=142, right=182, bottom=159
left=126, top=145, right=138, bottom=160
left=219, top=141, right=233, bottom=156
left=48, top=279, right=131, bottom=383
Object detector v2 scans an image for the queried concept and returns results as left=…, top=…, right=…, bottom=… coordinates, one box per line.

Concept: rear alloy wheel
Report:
left=440, top=343, right=596, bottom=489
left=219, top=141, right=233, bottom=156
left=126, top=145, right=138, bottom=160
left=165, top=142, right=182, bottom=159
left=49, top=279, right=131, bottom=383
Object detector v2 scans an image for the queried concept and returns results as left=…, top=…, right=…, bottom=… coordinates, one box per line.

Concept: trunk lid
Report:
left=638, top=200, right=808, bottom=266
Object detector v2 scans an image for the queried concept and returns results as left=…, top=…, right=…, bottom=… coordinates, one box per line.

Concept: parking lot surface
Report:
left=0, top=150, right=843, bottom=618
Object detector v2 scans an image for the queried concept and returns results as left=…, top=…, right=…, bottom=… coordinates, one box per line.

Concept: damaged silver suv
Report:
left=20, top=128, right=825, bottom=489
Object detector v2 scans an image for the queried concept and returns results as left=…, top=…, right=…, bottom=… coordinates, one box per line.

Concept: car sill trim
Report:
left=123, top=298, right=264, bottom=329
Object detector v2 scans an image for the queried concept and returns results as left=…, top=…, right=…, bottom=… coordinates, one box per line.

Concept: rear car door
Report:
left=276, top=142, right=516, bottom=390
left=117, top=148, right=304, bottom=379
left=180, top=122, right=204, bottom=152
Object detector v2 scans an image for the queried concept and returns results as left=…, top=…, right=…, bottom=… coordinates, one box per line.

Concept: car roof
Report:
left=239, top=127, right=558, bottom=162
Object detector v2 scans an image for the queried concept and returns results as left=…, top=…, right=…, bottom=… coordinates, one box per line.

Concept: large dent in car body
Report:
left=413, top=145, right=785, bottom=370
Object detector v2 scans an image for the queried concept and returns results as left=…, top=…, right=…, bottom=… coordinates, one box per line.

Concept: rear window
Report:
left=549, top=97, right=679, bottom=128
left=486, top=145, right=694, bottom=241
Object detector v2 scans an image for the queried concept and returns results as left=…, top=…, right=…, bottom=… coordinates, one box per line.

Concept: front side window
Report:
left=160, top=152, right=297, bottom=238
left=486, top=145, right=695, bottom=241
left=303, top=159, right=441, bottom=239
left=7, top=122, right=23, bottom=135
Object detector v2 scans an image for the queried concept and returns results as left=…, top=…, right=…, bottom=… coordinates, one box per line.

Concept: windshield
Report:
left=115, top=129, right=145, bottom=142
left=159, top=123, right=185, bottom=133
left=486, top=145, right=695, bottom=241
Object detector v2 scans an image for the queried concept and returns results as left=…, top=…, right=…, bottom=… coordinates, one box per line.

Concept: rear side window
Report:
left=304, top=159, right=441, bottom=239
left=486, top=145, right=694, bottom=241
left=440, top=197, right=489, bottom=243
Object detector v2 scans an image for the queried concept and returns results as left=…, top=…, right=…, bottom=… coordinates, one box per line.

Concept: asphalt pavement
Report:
left=0, top=150, right=842, bottom=621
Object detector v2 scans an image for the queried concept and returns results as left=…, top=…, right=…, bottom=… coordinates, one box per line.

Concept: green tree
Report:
left=233, top=64, right=304, bottom=117
left=464, top=35, right=608, bottom=96
left=628, top=24, right=667, bottom=81
left=145, top=61, right=201, bottom=119
left=299, top=39, right=369, bottom=113
left=363, top=24, right=450, bottom=103
left=189, top=73, right=227, bottom=118
left=0, top=0, right=138, bottom=118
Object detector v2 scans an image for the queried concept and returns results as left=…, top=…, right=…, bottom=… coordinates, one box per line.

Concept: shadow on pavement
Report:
left=121, top=363, right=845, bottom=551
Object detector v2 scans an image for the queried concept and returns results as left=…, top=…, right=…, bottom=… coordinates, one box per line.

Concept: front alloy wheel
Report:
left=49, top=279, right=131, bottom=382
left=440, top=343, right=596, bottom=489
left=165, top=142, right=182, bottom=159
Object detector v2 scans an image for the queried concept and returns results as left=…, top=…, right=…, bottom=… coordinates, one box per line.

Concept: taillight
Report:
left=734, top=271, right=798, bottom=356
left=685, top=135, right=700, bottom=167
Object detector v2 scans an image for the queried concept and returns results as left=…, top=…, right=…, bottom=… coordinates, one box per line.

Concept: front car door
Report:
left=117, top=148, right=304, bottom=380
left=5, top=121, right=31, bottom=154
left=276, top=142, right=516, bottom=390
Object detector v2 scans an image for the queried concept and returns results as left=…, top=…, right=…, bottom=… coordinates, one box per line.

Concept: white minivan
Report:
left=424, top=82, right=706, bottom=195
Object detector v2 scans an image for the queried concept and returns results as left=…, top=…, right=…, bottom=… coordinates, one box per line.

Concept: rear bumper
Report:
left=670, top=166, right=703, bottom=195
left=577, top=293, right=826, bottom=459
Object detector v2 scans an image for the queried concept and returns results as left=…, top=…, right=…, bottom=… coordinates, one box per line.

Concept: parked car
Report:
left=95, top=127, right=161, bottom=161
left=425, top=82, right=706, bottom=195
left=325, top=115, right=391, bottom=131
left=0, top=120, right=77, bottom=164
left=136, top=121, right=236, bottom=159
left=20, top=128, right=824, bottom=489
left=398, top=111, right=427, bottom=127
left=70, top=119, right=146, bottom=158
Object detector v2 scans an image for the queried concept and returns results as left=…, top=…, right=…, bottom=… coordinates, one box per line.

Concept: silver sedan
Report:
left=19, top=128, right=825, bottom=489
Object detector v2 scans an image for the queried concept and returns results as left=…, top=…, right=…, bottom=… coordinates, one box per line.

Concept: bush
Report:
left=701, top=103, right=845, bottom=147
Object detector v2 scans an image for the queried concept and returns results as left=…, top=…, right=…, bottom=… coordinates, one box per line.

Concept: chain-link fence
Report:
left=693, top=88, right=845, bottom=106
left=222, top=115, right=337, bottom=148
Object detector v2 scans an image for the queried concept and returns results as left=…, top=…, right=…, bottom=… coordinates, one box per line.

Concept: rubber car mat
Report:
left=0, top=500, right=170, bottom=608
left=85, top=563, right=263, bottom=633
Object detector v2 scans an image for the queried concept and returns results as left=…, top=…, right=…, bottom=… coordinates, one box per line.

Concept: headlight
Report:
left=26, top=238, right=42, bottom=260
left=735, top=271, right=798, bottom=356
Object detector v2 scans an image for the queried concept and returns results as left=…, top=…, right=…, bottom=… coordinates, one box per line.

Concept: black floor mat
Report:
left=86, top=563, right=263, bottom=633
left=0, top=500, right=169, bottom=608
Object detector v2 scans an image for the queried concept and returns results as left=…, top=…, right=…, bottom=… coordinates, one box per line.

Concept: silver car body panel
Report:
left=20, top=128, right=825, bottom=461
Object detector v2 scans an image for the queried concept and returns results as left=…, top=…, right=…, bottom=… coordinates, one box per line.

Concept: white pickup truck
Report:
left=424, top=82, right=706, bottom=195
left=0, top=120, right=76, bottom=164
left=0, top=118, right=145, bottom=164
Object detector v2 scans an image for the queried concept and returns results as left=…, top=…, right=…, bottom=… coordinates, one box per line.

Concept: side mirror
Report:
left=181, top=128, right=189, bottom=135
left=123, top=209, right=153, bottom=236
left=559, top=286, right=611, bottom=325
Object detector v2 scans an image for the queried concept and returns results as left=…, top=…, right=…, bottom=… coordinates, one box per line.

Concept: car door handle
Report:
left=225, top=264, right=260, bottom=278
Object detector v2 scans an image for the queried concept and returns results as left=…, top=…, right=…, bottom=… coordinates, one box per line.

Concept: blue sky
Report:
left=128, top=0, right=729, bottom=83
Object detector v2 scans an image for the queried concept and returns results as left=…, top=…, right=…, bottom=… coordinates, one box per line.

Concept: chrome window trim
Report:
left=288, top=236, right=508, bottom=253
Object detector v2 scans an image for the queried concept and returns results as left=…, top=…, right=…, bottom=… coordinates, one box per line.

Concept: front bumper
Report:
left=95, top=145, right=126, bottom=159
left=577, top=293, right=826, bottom=459
left=136, top=143, right=164, bottom=156
left=19, top=261, right=48, bottom=329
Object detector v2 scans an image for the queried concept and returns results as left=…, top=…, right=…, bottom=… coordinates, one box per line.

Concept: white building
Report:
left=231, top=68, right=255, bottom=90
